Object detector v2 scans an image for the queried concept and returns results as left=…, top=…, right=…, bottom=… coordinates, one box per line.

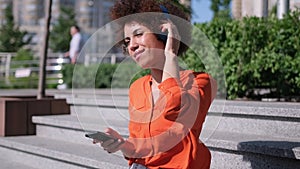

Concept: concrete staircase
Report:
left=0, top=89, right=299, bottom=169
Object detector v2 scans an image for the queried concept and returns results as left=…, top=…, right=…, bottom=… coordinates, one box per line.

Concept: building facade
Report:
left=0, top=0, right=115, bottom=55
left=290, top=0, right=300, bottom=10
left=232, top=0, right=300, bottom=19
left=0, top=0, right=12, bottom=25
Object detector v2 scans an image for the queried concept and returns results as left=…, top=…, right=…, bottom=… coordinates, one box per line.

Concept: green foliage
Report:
left=96, top=64, right=118, bottom=88
left=191, top=10, right=300, bottom=100
left=62, top=63, right=151, bottom=89
left=0, top=4, right=30, bottom=52
left=0, top=72, right=58, bottom=89
left=111, top=63, right=150, bottom=88
left=0, top=75, right=38, bottom=89
left=0, top=48, right=60, bottom=89
left=62, top=64, right=118, bottom=88
left=181, top=22, right=227, bottom=98
left=14, top=49, right=34, bottom=61
left=49, top=6, right=77, bottom=52
left=61, top=64, right=75, bottom=87
left=10, top=49, right=36, bottom=69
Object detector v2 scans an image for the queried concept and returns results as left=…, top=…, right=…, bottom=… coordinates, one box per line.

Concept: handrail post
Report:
left=5, top=53, right=11, bottom=85
left=85, top=54, right=90, bottom=66
left=111, top=54, right=116, bottom=64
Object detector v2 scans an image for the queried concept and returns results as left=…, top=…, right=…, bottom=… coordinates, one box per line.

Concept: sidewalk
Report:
left=0, top=88, right=129, bottom=97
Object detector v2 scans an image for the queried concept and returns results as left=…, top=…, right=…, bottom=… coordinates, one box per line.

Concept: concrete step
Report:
left=54, top=89, right=129, bottom=106
left=205, top=130, right=300, bottom=169
left=65, top=95, right=300, bottom=120
left=0, top=136, right=127, bottom=169
left=1, top=130, right=298, bottom=169
left=207, top=100, right=300, bottom=138
left=48, top=91, right=300, bottom=168
left=53, top=89, right=129, bottom=99
left=32, top=114, right=129, bottom=145
left=32, top=114, right=300, bottom=159
left=205, top=113, right=300, bottom=139
left=203, top=130, right=300, bottom=160
left=68, top=96, right=129, bottom=108
left=2, top=89, right=299, bottom=168
left=66, top=98, right=300, bottom=139
left=0, top=148, right=38, bottom=169
left=70, top=104, right=129, bottom=117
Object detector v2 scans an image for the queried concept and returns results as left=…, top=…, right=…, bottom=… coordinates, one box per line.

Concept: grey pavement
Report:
left=0, top=88, right=129, bottom=97
left=0, top=88, right=299, bottom=169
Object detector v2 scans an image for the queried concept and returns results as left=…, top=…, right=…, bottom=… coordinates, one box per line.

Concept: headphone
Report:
left=158, top=5, right=169, bottom=42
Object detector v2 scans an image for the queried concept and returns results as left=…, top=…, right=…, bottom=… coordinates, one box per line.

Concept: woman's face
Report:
left=124, top=21, right=165, bottom=69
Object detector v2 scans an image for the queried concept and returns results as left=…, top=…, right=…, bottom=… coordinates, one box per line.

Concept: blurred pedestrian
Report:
left=65, top=25, right=82, bottom=64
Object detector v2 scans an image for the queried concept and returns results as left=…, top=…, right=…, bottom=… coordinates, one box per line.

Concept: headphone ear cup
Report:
left=157, top=32, right=167, bottom=43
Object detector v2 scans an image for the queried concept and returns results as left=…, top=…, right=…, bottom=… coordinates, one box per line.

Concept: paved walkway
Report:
left=0, top=88, right=129, bottom=97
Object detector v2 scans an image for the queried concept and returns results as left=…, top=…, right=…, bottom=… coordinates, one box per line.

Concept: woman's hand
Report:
left=93, top=128, right=124, bottom=154
left=160, top=20, right=181, bottom=56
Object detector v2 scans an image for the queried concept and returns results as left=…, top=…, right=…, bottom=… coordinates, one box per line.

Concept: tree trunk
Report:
left=38, top=0, right=52, bottom=99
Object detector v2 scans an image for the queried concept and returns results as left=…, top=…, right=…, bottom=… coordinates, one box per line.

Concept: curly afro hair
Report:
left=110, top=0, right=191, bottom=56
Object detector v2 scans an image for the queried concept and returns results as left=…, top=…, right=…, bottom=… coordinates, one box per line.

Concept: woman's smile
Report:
left=133, top=49, right=145, bottom=61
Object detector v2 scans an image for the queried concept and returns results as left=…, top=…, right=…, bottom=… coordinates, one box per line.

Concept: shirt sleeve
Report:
left=157, top=73, right=217, bottom=126
left=148, top=74, right=217, bottom=152
left=70, top=34, right=81, bottom=58
left=73, top=34, right=81, bottom=53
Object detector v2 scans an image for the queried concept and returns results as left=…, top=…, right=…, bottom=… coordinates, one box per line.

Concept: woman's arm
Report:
left=161, top=20, right=181, bottom=83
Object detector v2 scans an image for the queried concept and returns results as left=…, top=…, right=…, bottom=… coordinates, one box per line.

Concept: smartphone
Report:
left=85, top=131, right=117, bottom=142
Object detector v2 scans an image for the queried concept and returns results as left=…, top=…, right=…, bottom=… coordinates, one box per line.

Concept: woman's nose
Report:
left=129, top=40, right=138, bottom=52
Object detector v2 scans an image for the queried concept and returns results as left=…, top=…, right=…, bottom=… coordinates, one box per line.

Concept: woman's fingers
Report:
left=105, top=128, right=123, bottom=140
left=107, top=139, right=125, bottom=153
left=160, top=21, right=181, bottom=55
left=101, top=139, right=125, bottom=153
left=160, top=20, right=180, bottom=40
left=101, top=138, right=116, bottom=147
left=91, top=128, right=125, bottom=154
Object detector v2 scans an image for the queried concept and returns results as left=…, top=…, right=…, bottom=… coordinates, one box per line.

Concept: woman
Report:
left=93, top=0, right=217, bottom=168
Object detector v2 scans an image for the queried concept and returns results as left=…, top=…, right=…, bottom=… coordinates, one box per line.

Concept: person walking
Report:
left=65, top=25, right=82, bottom=64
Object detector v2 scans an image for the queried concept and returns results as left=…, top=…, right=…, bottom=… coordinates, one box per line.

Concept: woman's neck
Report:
left=150, top=68, right=163, bottom=85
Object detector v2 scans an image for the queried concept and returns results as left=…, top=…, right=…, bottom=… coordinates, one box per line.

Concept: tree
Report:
left=175, top=0, right=192, bottom=15
left=38, top=0, right=52, bottom=99
left=210, top=0, right=231, bottom=21
left=49, top=6, right=77, bottom=52
left=0, top=4, right=30, bottom=52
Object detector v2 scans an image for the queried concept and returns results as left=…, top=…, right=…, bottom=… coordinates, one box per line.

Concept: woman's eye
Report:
left=124, top=40, right=129, bottom=47
left=135, top=33, right=143, bottom=37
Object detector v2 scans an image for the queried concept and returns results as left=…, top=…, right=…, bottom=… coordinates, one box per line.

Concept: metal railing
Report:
left=83, top=52, right=127, bottom=66
left=0, top=52, right=127, bottom=88
left=0, top=53, right=70, bottom=88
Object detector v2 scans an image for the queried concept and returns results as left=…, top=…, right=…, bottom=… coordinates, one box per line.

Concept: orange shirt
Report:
left=126, top=70, right=217, bottom=169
